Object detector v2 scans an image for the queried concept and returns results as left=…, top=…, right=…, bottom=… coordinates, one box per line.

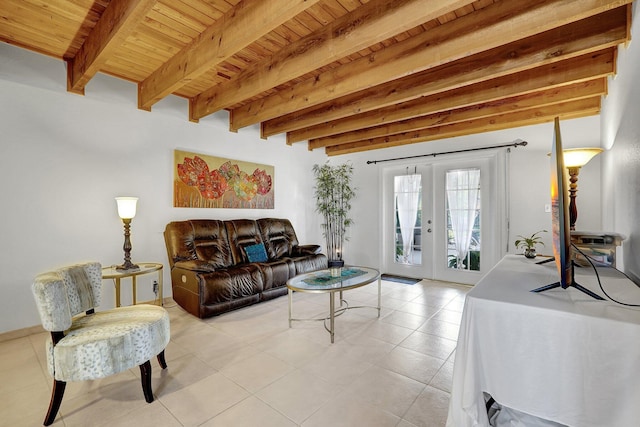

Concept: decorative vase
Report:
left=328, top=259, right=344, bottom=277
left=524, top=248, right=537, bottom=259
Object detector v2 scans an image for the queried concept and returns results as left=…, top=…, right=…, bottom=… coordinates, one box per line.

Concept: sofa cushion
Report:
left=256, top=259, right=296, bottom=290
left=257, top=218, right=299, bottom=259
left=291, top=253, right=329, bottom=275
left=244, top=243, right=268, bottom=263
left=225, top=219, right=264, bottom=264
left=165, top=220, right=233, bottom=269
left=200, top=265, right=264, bottom=305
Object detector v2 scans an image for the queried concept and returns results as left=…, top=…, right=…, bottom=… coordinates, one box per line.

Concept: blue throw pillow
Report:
left=245, top=243, right=268, bottom=263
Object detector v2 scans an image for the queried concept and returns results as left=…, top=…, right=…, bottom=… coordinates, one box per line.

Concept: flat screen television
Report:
left=531, top=117, right=603, bottom=300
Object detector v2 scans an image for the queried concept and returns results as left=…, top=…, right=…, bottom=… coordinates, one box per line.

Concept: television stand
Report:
left=531, top=261, right=605, bottom=300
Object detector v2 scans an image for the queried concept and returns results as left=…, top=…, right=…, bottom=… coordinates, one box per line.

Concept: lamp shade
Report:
left=115, top=197, right=138, bottom=219
left=562, top=148, right=603, bottom=168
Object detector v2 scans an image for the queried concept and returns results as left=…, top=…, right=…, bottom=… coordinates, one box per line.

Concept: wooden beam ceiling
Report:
left=189, top=0, right=476, bottom=121
left=325, top=97, right=602, bottom=155
left=309, top=80, right=608, bottom=150
left=299, top=48, right=617, bottom=147
left=67, top=0, right=157, bottom=95
left=280, top=7, right=628, bottom=142
left=0, top=0, right=634, bottom=155
left=138, top=0, right=320, bottom=111
left=229, top=0, right=631, bottom=131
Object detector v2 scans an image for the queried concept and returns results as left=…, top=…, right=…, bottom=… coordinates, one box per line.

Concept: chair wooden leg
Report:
left=157, top=350, right=167, bottom=369
left=139, top=360, right=153, bottom=403
left=44, top=379, right=66, bottom=426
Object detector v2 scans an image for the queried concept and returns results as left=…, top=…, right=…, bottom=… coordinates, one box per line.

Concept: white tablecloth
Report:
left=447, top=255, right=640, bottom=427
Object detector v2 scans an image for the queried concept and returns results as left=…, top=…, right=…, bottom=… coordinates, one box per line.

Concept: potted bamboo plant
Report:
left=313, top=162, right=356, bottom=274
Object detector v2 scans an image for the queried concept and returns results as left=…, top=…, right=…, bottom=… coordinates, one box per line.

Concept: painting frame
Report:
left=173, top=149, right=274, bottom=209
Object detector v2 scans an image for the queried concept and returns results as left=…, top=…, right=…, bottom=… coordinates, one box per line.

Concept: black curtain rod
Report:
left=366, top=140, right=528, bottom=165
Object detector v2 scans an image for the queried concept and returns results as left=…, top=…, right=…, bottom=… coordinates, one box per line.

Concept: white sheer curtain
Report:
left=395, top=174, right=421, bottom=263
left=446, top=169, right=480, bottom=268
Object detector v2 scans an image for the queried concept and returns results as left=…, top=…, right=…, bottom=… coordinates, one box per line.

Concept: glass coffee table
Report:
left=286, top=266, right=381, bottom=343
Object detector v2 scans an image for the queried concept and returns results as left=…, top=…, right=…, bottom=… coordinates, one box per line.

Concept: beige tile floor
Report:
left=0, top=278, right=469, bottom=427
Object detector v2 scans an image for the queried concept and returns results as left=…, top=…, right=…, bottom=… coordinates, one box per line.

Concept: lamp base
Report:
left=116, top=261, right=139, bottom=271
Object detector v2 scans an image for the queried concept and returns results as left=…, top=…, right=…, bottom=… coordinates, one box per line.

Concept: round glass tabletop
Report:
left=287, top=266, right=380, bottom=293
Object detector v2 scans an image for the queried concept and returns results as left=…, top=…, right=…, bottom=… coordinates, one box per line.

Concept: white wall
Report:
left=601, top=1, right=640, bottom=282
left=1, top=39, right=609, bottom=334
left=0, top=44, right=326, bottom=333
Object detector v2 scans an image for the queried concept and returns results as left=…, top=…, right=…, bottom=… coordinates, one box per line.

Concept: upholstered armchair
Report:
left=31, top=262, right=170, bottom=426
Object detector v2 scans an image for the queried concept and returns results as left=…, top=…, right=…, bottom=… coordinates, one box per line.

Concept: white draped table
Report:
left=447, top=255, right=640, bottom=427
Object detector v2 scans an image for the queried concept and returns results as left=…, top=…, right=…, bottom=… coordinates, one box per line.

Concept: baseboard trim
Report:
left=0, top=324, right=45, bottom=343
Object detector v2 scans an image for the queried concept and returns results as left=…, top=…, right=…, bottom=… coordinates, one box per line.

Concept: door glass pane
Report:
left=394, top=174, right=422, bottom=265
left=446, top=168, right=481, bottom=271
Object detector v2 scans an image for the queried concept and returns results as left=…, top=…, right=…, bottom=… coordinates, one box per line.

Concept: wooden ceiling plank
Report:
left=230, top=0, right=632, bottom=131
left=66, top=0, right=157, bottom=95
left=18, top=0, right=103, bottom=23
left=151, top=3, right=207, bottom=33
left=190, top=0, right=475, bottom=122
left=145, top=8, right=200, bottom=39
left=279, top=7, right=627, bottom=141
left=127, top=29, right=185, bottom=56
left=156, top=1, right=216, bottom=30
left=321, top=0, right=353, bottom=18
left=471, top=0, right=498, bottom=11
left=304, top=3, right=343, bottom=26
left=1, top=22, right=73, bottom=59
left=0, top=0, right=90, bottom=58
left=309, top=79, right=606, bottom=149
left=184, top=0, right=228, bottom=22
left=325, top=97, right=602, bottom=155
left=138, top=0, right=320, bottom=112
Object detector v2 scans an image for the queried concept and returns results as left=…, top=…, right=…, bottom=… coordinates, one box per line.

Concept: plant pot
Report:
left=524, top=248, right=537, bottom=259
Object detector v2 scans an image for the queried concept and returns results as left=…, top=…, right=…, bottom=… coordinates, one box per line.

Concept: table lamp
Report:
left=563, top=148, right=603, bottom=230
left=115, top=197, right=139, bottom=270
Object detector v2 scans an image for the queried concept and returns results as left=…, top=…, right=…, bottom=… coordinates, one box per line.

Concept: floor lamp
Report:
left=563, top=148, right=603, bottom=231
left=115, top=197, right=139, bottom=270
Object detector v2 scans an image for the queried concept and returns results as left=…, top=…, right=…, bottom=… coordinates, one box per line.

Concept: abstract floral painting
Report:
left=174, top=150, right=274, bottom=209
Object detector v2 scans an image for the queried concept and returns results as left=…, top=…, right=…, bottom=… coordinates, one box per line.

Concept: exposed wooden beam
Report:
left=66, top=0, right=157, bottom=95
left=230, top=0, right=632, bottom=131
left=326, top=98, right=602, bottom=156
left=309, top=79, right=606, bottom=150
left=138, top=0, right=320, bottom=112
left=279, top=7, right=628, bottom=142
left=302, top=48, right=615, bottom=146
left=189, top=0, right=476, bottom=121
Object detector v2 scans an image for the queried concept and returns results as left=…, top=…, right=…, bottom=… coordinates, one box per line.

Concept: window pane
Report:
left=394, top=174, right=422, bottom=265
left=445, top=168, right=481, bottom=271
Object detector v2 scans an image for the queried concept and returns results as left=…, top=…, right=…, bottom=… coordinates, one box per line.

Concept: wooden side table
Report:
left=102, top=262, right=163, bottom=307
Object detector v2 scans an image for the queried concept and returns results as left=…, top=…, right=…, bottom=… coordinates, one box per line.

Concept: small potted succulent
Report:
left=515, top=230, right=547, bottom=259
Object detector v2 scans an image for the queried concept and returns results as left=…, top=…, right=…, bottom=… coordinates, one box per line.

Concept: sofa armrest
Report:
left=293, top=244, right=322, bottom=256
left=173, top=259, right=218, bottom=273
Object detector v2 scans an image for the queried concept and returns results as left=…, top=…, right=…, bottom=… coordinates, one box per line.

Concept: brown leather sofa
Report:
left=164, top=218, right=327, bottom=318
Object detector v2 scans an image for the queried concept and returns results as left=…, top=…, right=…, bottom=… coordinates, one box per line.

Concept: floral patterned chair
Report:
left=31, top=262, right=170, bottom=425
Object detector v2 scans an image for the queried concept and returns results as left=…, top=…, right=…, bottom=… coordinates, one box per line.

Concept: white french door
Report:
left=382, top=152, right=505, bottom=285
